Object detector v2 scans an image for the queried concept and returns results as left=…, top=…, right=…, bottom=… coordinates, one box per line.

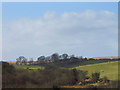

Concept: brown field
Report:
left=87, top=56, right=119, bottom=59
left=0, top=61, right=16, bottom=63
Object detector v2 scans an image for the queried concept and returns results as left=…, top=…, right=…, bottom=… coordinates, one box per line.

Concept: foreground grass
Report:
left=73, top=61, right=119, bottom=80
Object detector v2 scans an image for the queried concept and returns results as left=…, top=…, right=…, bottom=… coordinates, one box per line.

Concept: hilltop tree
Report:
left=59, top=55, right=62, bottom=60
left=22, top=57, right=27, bottom=65
left=45, top=56, right=51, bottom=61
left=79, top=56, right=83, bottom=60
left=16, top=58, right=21, bottom=65
left=84, top=57, right=87, bottom=60
left=51, top=53, right=59, bottom=61
left=16, top=56, right=27, bottom=65
left=62, top=53, right=68, bottom=60
left=37, top=56, right=45, bottom=62
left=70, top=54, right=75, bottom=58
left=70, top=54, right=75, bottom=59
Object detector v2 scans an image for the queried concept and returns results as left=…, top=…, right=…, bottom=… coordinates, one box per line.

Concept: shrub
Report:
left=78, top=70, right=88, bottom=83
left=72, top=69, right=78, bottom=84
left=102, top=76, right=110, bottom=83
left=91, top=72, right=100, bottom=83
left=2, top=62, right=16, bottom=74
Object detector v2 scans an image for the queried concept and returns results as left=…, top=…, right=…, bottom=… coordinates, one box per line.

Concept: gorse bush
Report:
left=91, top=72, right=100, bottom=83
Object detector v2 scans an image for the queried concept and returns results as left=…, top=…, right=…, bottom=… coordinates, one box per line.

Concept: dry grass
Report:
left=88, top=56, right=119, bottom=59
left=0, top=61, right=16, bottom=64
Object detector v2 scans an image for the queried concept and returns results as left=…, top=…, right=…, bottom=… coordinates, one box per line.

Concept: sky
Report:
left=2, top=2, right=118, bottom=61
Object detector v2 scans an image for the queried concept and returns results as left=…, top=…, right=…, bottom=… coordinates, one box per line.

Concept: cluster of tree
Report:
left=38, top=53, right=70, bottom=61
left=16, top=53, right=119, bottom=67
left=16, top=56, right=33, bottom=65
left=16, top=53, right=87, bottom=65
left=37, top=53, right=87, bottom=62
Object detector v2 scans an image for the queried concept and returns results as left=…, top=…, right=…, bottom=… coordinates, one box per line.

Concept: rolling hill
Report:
left=73, top=61, right=119, bottom=80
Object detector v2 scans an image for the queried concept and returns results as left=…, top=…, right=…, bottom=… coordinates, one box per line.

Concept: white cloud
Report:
left=3, top=10, right=118, bottom=60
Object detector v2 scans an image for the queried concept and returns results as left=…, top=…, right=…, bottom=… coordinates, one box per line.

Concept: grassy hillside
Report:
left=73, top=61, right=119, bottom=81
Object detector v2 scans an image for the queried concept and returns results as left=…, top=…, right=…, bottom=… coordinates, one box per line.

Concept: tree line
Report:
left=16, top=53, right=119, bottom=66
left=16, top=53, right=87, bottom=65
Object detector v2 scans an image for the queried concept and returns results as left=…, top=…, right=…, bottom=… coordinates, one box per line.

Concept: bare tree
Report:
left=16, top=56, right=27, bottom=65
left=16, top=58, right=21, bottom=65
left=62, top=53, right=68, bottom=60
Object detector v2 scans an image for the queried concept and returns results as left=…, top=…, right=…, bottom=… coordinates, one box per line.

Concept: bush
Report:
left=2, top=62, right=16, bottom=74
left=102, top=76, right=110, bottom=83
left=72, top=69, right=78, bottom=84
left=78, top=70, right=88, bottom=83
left=91, top=72, right=100, bottom=83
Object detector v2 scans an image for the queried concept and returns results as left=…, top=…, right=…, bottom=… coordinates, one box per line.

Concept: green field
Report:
left=73, top=61, right=119, bottom=80
left=13, top=64, right=44, bottom=70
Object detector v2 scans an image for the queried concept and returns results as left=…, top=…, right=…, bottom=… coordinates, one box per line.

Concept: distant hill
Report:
left=88, top=56, right=119, bottom=59
left=0, top=61, right=16, bottom=63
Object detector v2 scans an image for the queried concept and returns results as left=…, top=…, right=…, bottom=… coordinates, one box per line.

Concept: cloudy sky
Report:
left=2, top=2, right=118, bottom=61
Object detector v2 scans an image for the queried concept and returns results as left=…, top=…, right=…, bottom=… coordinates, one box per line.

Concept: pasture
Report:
left=73, top=61, right=119, bottom=80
